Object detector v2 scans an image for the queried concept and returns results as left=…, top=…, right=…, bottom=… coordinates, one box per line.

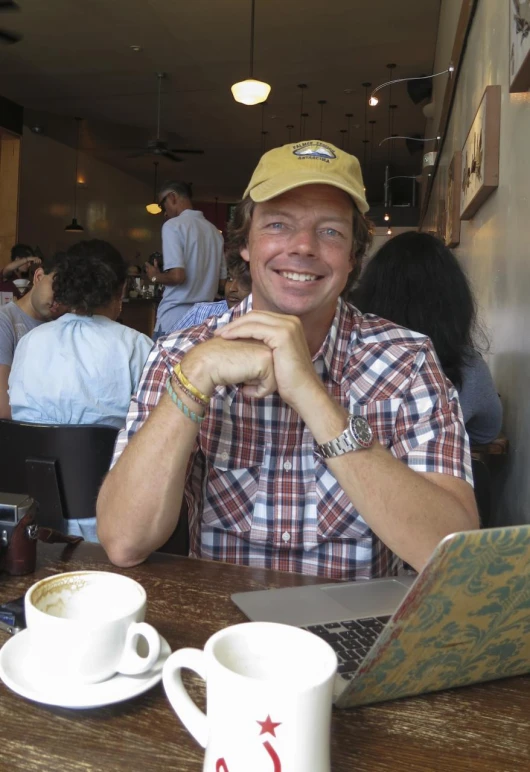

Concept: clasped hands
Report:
left=181, top=311, right=324, bottom=411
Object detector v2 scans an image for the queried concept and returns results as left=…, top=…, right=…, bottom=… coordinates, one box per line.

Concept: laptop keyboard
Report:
left=302, top=616, right=391, bottom=679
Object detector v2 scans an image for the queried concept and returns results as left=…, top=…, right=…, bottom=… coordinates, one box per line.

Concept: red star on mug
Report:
left=257, top=715, right=282, bottom=737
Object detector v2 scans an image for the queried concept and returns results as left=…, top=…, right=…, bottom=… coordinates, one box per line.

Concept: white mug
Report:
left=163, top=622, right=337, bottom=772
left=25, top=570, right=161, bottom=685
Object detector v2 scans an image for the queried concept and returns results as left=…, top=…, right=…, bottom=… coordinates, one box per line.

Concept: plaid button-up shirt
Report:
left=113, top=296, right=472, bottom=580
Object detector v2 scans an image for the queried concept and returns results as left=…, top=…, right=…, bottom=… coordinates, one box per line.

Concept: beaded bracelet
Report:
left=176, top=379, right=207, bottom=407
left=173, top=363, right=210, bottom=406
left=166, top=376, right=205, bottom=424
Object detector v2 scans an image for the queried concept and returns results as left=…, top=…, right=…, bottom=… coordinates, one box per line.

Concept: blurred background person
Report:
left=9, top=239, right=153, bottom=431
left=0, top=251, right=64, bottom=419
left=145, top=181, right=225, bottom=339
left=351, top=231, right=502, bottom=445
left=171, top=249, right=251, bottom=331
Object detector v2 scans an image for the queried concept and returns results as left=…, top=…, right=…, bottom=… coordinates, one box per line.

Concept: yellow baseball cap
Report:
left=243, top=140, right=369, bottom=214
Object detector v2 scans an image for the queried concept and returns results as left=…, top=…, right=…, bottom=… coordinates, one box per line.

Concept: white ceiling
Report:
left=0, top=0, right=441, bottom=203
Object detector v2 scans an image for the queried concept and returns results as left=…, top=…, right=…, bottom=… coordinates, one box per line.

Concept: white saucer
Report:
left=0, top=630, right=171, bottom=709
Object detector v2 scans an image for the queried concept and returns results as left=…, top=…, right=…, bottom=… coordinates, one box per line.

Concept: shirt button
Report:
left=283, top=461, right=292, bottom=471
left=221, top=451, right=229, bottom=461
left=282, top=531, right=291, bottom=542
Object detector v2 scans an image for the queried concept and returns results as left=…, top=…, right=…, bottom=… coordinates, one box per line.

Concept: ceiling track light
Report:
left=379, top=134, right=441, bottom=147
left=231, top=0, right=271, bottom=105
left=369, top=65, right=455, bottom=106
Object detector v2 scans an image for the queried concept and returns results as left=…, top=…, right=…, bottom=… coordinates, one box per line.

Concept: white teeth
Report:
left=279, top=271, right=318, bottom=282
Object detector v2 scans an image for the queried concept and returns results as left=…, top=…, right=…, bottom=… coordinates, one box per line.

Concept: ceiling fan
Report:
left=0, top=0, right=22, bottom=45
left=127, top=73, right=204, bottom=163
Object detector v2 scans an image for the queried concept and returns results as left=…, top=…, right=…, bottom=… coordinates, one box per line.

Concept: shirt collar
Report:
left=312, top=297, right=347, bottom=384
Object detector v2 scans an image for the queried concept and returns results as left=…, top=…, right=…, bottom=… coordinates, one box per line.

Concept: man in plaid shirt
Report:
left=98, top=140, right=479, bottom=580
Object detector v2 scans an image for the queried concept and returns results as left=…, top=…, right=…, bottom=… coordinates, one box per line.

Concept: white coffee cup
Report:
left=163, top=622, right=337, bottom=772
left=25, top=570, right=161, bottom=685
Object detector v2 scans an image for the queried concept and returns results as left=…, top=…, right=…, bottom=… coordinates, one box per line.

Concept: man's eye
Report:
left=322, top=228, right=341, bottom=237
left=267, top=222, right=284, bottom=230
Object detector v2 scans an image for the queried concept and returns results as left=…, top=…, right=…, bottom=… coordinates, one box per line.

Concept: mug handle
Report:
left=162, top=648, right=208, bottom=748
left=118, top=622, right=161, bottom=675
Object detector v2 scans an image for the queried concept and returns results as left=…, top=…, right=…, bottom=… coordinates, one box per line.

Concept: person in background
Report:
left=9, top=239, right=153, bottom=431
left=145, top=181, right=225, bottom=339
left=1, top=244, right=41, bottom=282
left=9, top=240, right=153, bottom=543
left=0, top=251, right=64, bottom=419
left=171, top=249, right=252, bottom=331
left=350, top=230, right=502, bottom=445
left=98, top=140, right=478, bottom=577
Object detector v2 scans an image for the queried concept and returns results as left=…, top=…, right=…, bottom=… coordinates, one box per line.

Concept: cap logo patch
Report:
left=292, top=142, right=336, bottom=162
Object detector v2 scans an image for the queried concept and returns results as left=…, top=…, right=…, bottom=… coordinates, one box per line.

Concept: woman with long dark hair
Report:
left=351, top=231, right=502, bottom=445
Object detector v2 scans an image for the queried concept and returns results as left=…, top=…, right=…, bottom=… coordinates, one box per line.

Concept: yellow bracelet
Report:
left=173, top=362, right=210, bottom=406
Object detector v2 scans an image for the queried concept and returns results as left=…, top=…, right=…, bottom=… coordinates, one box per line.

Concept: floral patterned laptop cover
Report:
left=337, top=526, right=530, bottom=708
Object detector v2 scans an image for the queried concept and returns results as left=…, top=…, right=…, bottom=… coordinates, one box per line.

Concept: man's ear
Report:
left=348, top=250, right=356, bottom=274
left=32, top=267, right=45, bottom=285
left=240, top=244, right=250, bottom=264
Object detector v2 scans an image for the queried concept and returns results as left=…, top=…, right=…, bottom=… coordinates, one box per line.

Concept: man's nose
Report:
left=288, top=227, right=317, bottom=255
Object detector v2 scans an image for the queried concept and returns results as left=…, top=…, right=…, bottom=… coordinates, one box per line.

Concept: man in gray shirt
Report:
left=0, top=251, right=65, bottom=418
left=145, top=181, right=225, bottom=339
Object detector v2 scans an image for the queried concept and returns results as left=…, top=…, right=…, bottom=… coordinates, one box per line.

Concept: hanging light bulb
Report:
left=65, top=117, right=84, bottom=232
left=231, top=0, right=271, bottom=105
left=146, top=161, right=162, bottom=214
left=384, top=213, right=390, bottom=222
left=387, top=227, right=392, bottom=235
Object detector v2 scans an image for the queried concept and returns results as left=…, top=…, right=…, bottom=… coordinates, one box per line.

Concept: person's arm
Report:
left=1, top=256, right=41, bottom=279
left=144, top=261, right=186, bottom=286
left=97, top=335, right=276, bottom=567
left=217, top=312, right=479, bottom=573
left=0, top=364, right=11, bottom=419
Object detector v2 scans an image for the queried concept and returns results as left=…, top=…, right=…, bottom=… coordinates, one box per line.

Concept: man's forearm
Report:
left=97, top=391, right=201, bottom=566
left=297, top=386, right=479, bottom=572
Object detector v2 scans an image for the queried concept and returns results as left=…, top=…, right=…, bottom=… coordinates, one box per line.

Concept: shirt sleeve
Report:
left=390, top=340, right=473, bottom=485
left=161, top=220, right=186, bottom=270
left=0, top=312, right=16, bottom=366
left=458, top=352, right=503, bottom=445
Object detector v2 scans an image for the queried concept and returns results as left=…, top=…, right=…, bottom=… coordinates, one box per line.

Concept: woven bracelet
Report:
left=166, top=377, right=205, bottom=424
left=173, top=363, right=210, bottom=406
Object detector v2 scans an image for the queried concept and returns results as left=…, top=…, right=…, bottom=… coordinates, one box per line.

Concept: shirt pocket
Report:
left=200, top=441, right=264, bottom=535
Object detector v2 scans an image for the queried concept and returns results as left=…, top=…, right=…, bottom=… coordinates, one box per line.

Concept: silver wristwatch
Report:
left=315, top=415, right=374, bottom=459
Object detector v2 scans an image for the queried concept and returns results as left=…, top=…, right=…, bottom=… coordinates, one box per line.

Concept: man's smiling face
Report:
left=240, top=184, right=355, bottom=324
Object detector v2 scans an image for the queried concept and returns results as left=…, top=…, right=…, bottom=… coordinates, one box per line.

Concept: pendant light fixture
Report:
left=317, top=99, right=327, bottom=140
left=146, top=161, right=162, bottom=214
left=231, top=0, right=271, bottom=105
left=297, top=83, right=308, bottom=139
left=65, top=117, right=84, bottom=232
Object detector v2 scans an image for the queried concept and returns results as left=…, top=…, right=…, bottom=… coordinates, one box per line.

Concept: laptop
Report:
left=232, top=525, right=530, bottom=708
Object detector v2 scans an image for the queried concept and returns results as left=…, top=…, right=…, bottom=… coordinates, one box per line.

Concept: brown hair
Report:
left=225, top=194, right=373, bottom=296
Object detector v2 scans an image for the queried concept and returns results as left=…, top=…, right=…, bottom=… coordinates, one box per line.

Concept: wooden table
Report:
left=1, top=543, right=529, bottom=772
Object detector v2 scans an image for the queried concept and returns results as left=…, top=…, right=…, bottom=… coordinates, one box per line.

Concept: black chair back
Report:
left=0, top=420, right=118, bottom=532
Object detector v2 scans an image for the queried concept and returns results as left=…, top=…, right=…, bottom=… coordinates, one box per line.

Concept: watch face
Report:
left=351, top=416, right=373, bottom=449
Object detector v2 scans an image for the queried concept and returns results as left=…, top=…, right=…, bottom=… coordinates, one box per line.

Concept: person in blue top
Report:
left=170, top=248, right=252, bottom=331
left=9, top=239, right=153, bottom=542
left=350, top=231, right=502, bottom=445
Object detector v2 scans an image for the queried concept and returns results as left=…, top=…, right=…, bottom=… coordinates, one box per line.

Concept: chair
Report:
left=0, top=420, right=118, bottom=532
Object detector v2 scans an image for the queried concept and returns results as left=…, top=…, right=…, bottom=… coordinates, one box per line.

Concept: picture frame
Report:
left=445, top=151, right=462, bottom=247
left=509, top=0, right=530, bottom=92
left=460, top=85, right=501, bottom=221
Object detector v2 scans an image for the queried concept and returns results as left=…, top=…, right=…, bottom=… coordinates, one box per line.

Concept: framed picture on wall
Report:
left=445, top=151, right=462, bottom=247
left=510, top=0, right=530, bottom=92
left=460, top=85, right=501, bottom=221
